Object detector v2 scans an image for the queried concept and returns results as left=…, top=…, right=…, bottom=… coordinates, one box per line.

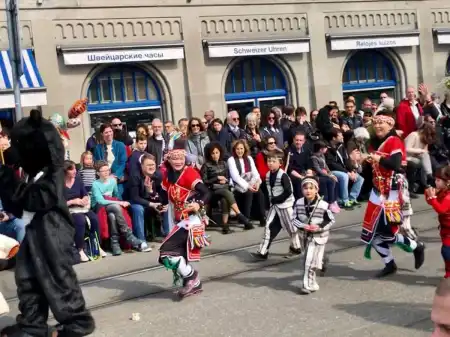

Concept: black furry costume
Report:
left=0, top=111, right=94, bottom=337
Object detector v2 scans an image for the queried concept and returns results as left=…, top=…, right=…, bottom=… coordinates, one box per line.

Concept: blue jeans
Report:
left=0, top=217, right=26, bottom=243
left=331, top=171, right=364, bottom=203
left=131, top=204, right=171, bottom=240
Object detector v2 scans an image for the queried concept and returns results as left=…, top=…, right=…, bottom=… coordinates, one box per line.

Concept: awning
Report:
left=326, top=30, right=420, bottom=51
left=0, top=49, right=47, bottom=109
left=433, top=28, right=450, bottom=44
left=203, top=37, right=310, bottom=58
left=57, top=42, right=185, bottom=65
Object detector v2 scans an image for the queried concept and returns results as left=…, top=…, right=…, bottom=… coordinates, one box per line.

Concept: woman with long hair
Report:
left=260, top=109, right=284, bottom=149
left=185, top=117, right=210, bottom=169
left=201, top=142, right=250, bottom=234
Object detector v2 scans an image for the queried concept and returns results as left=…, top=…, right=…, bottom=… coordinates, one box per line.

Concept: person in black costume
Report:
left=0, top=110, right=95, bottom=337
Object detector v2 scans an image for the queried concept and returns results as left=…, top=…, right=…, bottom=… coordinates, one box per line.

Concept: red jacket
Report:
left=426, top=190, right=450, bottom=246
left=254, top=152, right=285, bottom=181
left=395, top=99, right=423, bottom=138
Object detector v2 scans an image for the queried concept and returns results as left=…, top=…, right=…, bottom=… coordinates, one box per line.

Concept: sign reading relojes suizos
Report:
left=330, top=35, right=420, bottom=51
left=62, top=47, right=185, bottom=65
left=208, top=42, right=310, bottom=58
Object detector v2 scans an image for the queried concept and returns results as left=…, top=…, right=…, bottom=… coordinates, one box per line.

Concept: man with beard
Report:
left=361, top=111, right=425, bottom=277
left=158, top=149, right=210, bottom=299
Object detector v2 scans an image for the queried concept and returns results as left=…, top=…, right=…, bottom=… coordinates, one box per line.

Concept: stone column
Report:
left=416, top=5, right=436, bottom=89
left=180, top=13, right=208, bottom=118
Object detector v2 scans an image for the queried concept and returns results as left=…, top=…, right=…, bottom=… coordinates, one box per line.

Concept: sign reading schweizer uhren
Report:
left=208, top=41, right=310, bottom=58
left=330, top=35, right=419, bottom=51
left=62, top=47, right=185, bottom=65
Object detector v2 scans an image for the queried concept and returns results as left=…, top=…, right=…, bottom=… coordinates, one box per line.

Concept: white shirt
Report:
left=227, top=156, right=261, bottom=192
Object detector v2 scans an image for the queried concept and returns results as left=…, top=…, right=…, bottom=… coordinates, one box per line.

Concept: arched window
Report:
left=342, top=51, right=397, bottom=106
left=225, top=57, right=287, bottom=118
left=87, top=66, right=164, bottom=131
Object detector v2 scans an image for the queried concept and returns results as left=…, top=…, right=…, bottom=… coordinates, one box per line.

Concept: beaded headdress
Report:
left=167, top=149, right=186, bottom=160
left=373, top=115, right=395, bottom=126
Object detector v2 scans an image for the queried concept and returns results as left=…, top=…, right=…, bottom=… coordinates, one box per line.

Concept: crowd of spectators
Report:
left=0, top=83, right=449, bottom=267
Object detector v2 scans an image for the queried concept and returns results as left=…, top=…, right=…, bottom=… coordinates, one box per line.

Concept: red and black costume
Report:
left=426, top=188, right=450, bottom=278
left=361, top=114, right=425, bottom=277
left=158, top=149, right=210, bottom=298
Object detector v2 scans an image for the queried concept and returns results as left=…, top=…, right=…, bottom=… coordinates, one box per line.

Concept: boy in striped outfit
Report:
left=251, top=150, right=302, bottom=260
left=293, top=177, right=335, bottom=294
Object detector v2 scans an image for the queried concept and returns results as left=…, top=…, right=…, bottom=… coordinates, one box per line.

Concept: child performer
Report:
left=79, top=151, right=96, bottom=193
left=425, top=166, right=450, bottom=278
left=293, top=177, right=335, bottom=294
left=251, top=149, right=302, bottom=260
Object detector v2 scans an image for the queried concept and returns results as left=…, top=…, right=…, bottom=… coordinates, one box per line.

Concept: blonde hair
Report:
left=80, top=151, right=94, bottom=168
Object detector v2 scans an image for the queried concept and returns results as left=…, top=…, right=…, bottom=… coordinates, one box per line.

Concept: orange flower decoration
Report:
left=68, top=98, right=88, bottom=119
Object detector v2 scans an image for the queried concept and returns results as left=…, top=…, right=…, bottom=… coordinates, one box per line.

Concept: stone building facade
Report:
left=0, top=0, right=449, bottom=157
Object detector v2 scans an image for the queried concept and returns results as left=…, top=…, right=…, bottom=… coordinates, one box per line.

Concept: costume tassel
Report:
left=364, top=245, right=372, bottom=260
left=395, top=243, right=413, bottom=253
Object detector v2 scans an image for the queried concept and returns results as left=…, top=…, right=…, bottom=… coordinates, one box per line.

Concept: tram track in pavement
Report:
left=4, top=208, right=437, bottom=315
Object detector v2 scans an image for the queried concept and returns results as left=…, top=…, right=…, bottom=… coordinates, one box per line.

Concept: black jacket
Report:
left=124, top=170, right=164, bottom=207
left=325, top=142, right=354, bottom=173
left=285, top=143, right=312, bottom=176
left=146, top=136, right=164, bottom=165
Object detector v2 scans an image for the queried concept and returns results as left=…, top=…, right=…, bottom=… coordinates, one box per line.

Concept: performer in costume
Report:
left=361, top=112, right=425, bottom=277
left=425, top=166, right=450, bottom=278
left=293, top=177, right=335, bottom=294
left=0, top=110, right=95, bottom=337
left=251, top=150, right=302, bottom=260
left=159, top=149, right=211, bottom=299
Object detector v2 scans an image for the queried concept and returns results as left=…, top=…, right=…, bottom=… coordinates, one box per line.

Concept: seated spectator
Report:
left=0, top=198, right=25, bottom=244
left=126, top=154, right=170, bottom=240
left=341, top=100, right=363, bottom=130
left=186, top=117, right=210, bottom=169
left=201, top=142, right=250, bottom=234
left=315, top=105, right=337, bottom=139
left=63, top=160, right=105, bottom=262
left=325, top=128, right=364, bottom=209
left=91, top=160, right=149, bottom=255
left=286, top=131, right=312, bottom=199
left=93, top=123, right=127, bottom=197
left=128, top=134, right=149, bottom=178
left=228, top=140, right=265, bottom=229
left=78, top=151, right=96, bottom=193
left=348, top=127, right=372, bottom=200
left=310, top=141, right=340, bottom=213
left=260, top=110, right=284, bottom=149
left=288, top=107, right=314, bottom=145
left=405, top=123, right=436, bottom=191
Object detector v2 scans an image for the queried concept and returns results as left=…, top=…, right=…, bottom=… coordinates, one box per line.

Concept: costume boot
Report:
left=110, top=234, right=122, bottom=256
left=1, top=325, right=57, bottom=337
left=376, top=260, right=397, bottom=278
left=178, top=270, right=202, bottom=298
left=414, top=242, right=425, bottom=270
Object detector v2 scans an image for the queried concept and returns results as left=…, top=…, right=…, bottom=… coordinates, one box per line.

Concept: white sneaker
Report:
left=79, top=250, right=90, bottom=263
left=140, top=242, right=152, bottom=252
left=99, top=247, right=107, bottom=258
left=0, top=292, right=9, bottom=316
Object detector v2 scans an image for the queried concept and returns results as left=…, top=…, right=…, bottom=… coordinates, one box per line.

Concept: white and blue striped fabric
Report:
left=0, top=49, right=44, bottom=90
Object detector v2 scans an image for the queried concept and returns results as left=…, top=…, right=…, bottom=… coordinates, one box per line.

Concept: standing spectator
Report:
left=396, top=86, right=424, bottom=138
left=260, top=109, right=284, bottom=149
left=279, top=105, right=295, bottom=145
left=285, top=131, right=312, bottom=200
left=208, top=118, right=230, bottom=155
left=78, top=151, right=96, bottom=193
left=226, top=110, right=247, bottom=144
left=341, top=100, right=363, bottom=130
left=146, top=118, right=166, bottom=166
left=244, top=113, right=263, bottom=158
left=325, top=128, right=364, bottom=209
left=315, top=105, right=335, bottom=138
left=136, top=124, right=149, bottom=139
left=178, top=118, right=189, bottom=136
left=93, top=123, right=127, bottom=197
left=251, top=106, right=261, bottom=125
left=289, top=107, right=314, bottom=144
left=111, top=118, right=133, bottom=146
left=185, top=117, right=210, bottom=169
left=128, top=134, right=149, bottom=178
left=85, top=122, right=102, bottom=152
left=64, top=160, right=105, bottom=262
left=204, top=109, right=215, bottom=125
left=164, top=120, right=176, bottom=142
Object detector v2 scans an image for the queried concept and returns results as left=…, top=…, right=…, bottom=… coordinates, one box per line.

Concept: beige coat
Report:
left=404, top=131, right=427, bottom=162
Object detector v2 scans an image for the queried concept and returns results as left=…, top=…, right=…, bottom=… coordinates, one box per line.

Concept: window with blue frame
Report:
left=225, top=57, right=287, bottom=101
left=342, top=51, right=396, bottom=92
left=87, top=66, right=161, bottom=112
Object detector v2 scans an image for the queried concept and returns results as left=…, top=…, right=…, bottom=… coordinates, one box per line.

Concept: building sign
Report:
left=62, top=47, right=184, bottom=65
left=436, top=33, right=450, bottom=44
left=208, top=41, right=310, bottom=58
left=330, top=35, right=419, bottom=51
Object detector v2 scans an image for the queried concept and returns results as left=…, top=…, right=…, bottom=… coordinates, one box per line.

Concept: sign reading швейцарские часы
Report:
left=62, top=47, right=185, bottom=65
left=208, top=41, right=310, bottom=58
left=330, top=35, right=419, bottom=51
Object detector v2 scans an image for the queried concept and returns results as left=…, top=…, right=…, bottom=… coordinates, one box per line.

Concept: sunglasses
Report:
left=232, top=118, right=239, bottom=121
left=267, top=141, right=276, bottom=145
left=267, top=117, right=275, bottom=120
left=191, top=124, right=200, bottom=128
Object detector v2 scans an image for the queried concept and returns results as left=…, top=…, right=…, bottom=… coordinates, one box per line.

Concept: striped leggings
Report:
left=258, top=206, right=301, bottom=255
left=372, top=234, right=418, bottom=264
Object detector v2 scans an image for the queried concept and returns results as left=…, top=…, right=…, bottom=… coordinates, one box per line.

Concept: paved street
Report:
left=85, top=229, right=440, bottom=337
left=0, top=200, right=440, bottom=336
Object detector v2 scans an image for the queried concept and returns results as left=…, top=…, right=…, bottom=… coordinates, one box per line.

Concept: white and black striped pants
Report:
left=302, top=237, right=326, bottom=291
left=258, top=206, right=301, bottom=255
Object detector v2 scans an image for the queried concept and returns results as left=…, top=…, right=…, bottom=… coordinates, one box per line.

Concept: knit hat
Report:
left=301, top=176, right=319, bottom=190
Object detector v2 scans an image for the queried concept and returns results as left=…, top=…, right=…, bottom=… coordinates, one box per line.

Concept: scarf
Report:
left=190, top=133, right=203, bottom=156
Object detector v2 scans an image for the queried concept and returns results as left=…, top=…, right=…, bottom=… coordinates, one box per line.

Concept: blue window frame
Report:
left=342, top=51, right=396, bottom=92
left=87, top=66, right=162, bottom=112
left=225, top=57, right=287, bottom=101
